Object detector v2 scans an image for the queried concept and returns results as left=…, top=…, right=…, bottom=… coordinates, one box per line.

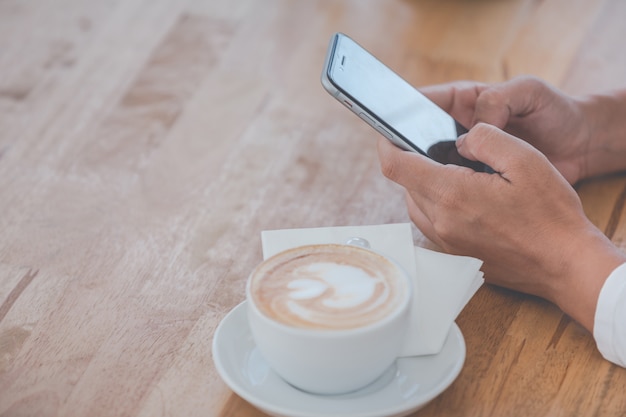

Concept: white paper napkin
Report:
left=261, top=223, right=484, bottom=357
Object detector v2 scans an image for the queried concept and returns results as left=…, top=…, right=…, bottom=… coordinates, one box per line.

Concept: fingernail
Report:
left=456, top=134, right=466, bottom=147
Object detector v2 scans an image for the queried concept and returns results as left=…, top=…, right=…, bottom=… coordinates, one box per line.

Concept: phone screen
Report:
left=324, top=34, right=487, bottom=171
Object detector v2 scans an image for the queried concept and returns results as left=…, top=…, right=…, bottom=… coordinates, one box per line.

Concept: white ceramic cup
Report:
left=246, top=243, right=413, bottom=395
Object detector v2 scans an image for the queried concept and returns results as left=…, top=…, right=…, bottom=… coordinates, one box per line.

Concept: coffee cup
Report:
left=246, top=243, right=413, bottom=395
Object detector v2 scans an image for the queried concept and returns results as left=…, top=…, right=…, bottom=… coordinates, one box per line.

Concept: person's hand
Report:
left=377, top=124, right=626, bottom=332
left=420, top=76, right=593, bottom=184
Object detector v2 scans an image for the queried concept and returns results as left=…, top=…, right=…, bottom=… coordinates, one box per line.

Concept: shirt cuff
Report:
left=594, top=262, right=626, bottom=367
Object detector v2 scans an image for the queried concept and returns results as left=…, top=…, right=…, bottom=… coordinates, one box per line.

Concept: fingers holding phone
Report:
left=377, top=124, right=595, bottom=299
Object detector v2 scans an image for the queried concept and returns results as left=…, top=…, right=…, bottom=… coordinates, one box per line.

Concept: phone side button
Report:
left=358, top=112, right=376, bottom=126
left=375, top=125, right=393, bottom=139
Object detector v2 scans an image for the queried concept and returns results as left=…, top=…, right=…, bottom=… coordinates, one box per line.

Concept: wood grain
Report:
left=0, top=0, right=625, bottom=416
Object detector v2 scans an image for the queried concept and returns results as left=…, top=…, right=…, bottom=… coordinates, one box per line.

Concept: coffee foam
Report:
left=249, top=245, right=408, bottom=330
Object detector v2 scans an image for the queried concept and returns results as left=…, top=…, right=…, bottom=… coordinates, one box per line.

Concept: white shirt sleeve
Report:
left=594, top=262, right=626, bottom=367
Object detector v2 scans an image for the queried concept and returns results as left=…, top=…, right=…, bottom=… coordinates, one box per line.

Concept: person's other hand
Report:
left=377, top=124, right=626, bottom=331
left=421, top=76, right=591, bottom=184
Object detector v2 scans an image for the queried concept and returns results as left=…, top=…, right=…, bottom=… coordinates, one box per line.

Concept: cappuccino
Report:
left=248, top=244, right=408, bottom=330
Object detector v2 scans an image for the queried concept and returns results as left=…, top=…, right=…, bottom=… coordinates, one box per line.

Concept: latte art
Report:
left=249, top=244, right=408, bottom=330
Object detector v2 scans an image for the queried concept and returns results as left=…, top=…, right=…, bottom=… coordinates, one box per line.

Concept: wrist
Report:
left=577, top=90, right=626, bottom=180
left=551, top=225, right=626, bottom=332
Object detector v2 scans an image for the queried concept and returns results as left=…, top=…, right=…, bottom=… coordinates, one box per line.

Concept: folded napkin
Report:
left=261, top=223, right=484, bottom=356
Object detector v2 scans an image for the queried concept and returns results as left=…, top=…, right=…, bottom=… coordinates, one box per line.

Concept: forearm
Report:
left=578, top=89, right=626, bottom=180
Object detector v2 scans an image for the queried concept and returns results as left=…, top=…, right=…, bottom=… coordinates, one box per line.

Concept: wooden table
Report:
left=1, top=0, right=625, bottom=416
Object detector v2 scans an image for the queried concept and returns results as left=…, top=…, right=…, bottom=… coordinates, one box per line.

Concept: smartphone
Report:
left=321, top=32, right=489, bottom=172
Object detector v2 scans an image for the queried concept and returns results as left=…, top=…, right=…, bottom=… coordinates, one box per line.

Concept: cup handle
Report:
left=344, top=237, right=371, bottom=249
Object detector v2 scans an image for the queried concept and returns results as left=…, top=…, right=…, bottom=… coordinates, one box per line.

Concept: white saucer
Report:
left=212, top=302, right=465, bottom=417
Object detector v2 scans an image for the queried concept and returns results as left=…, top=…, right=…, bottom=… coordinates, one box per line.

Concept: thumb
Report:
left=472, top=76, right=543, bottom=128
left=457, top=123, right=541, bottom=177
left=472, top=88, right=511, bottom=128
